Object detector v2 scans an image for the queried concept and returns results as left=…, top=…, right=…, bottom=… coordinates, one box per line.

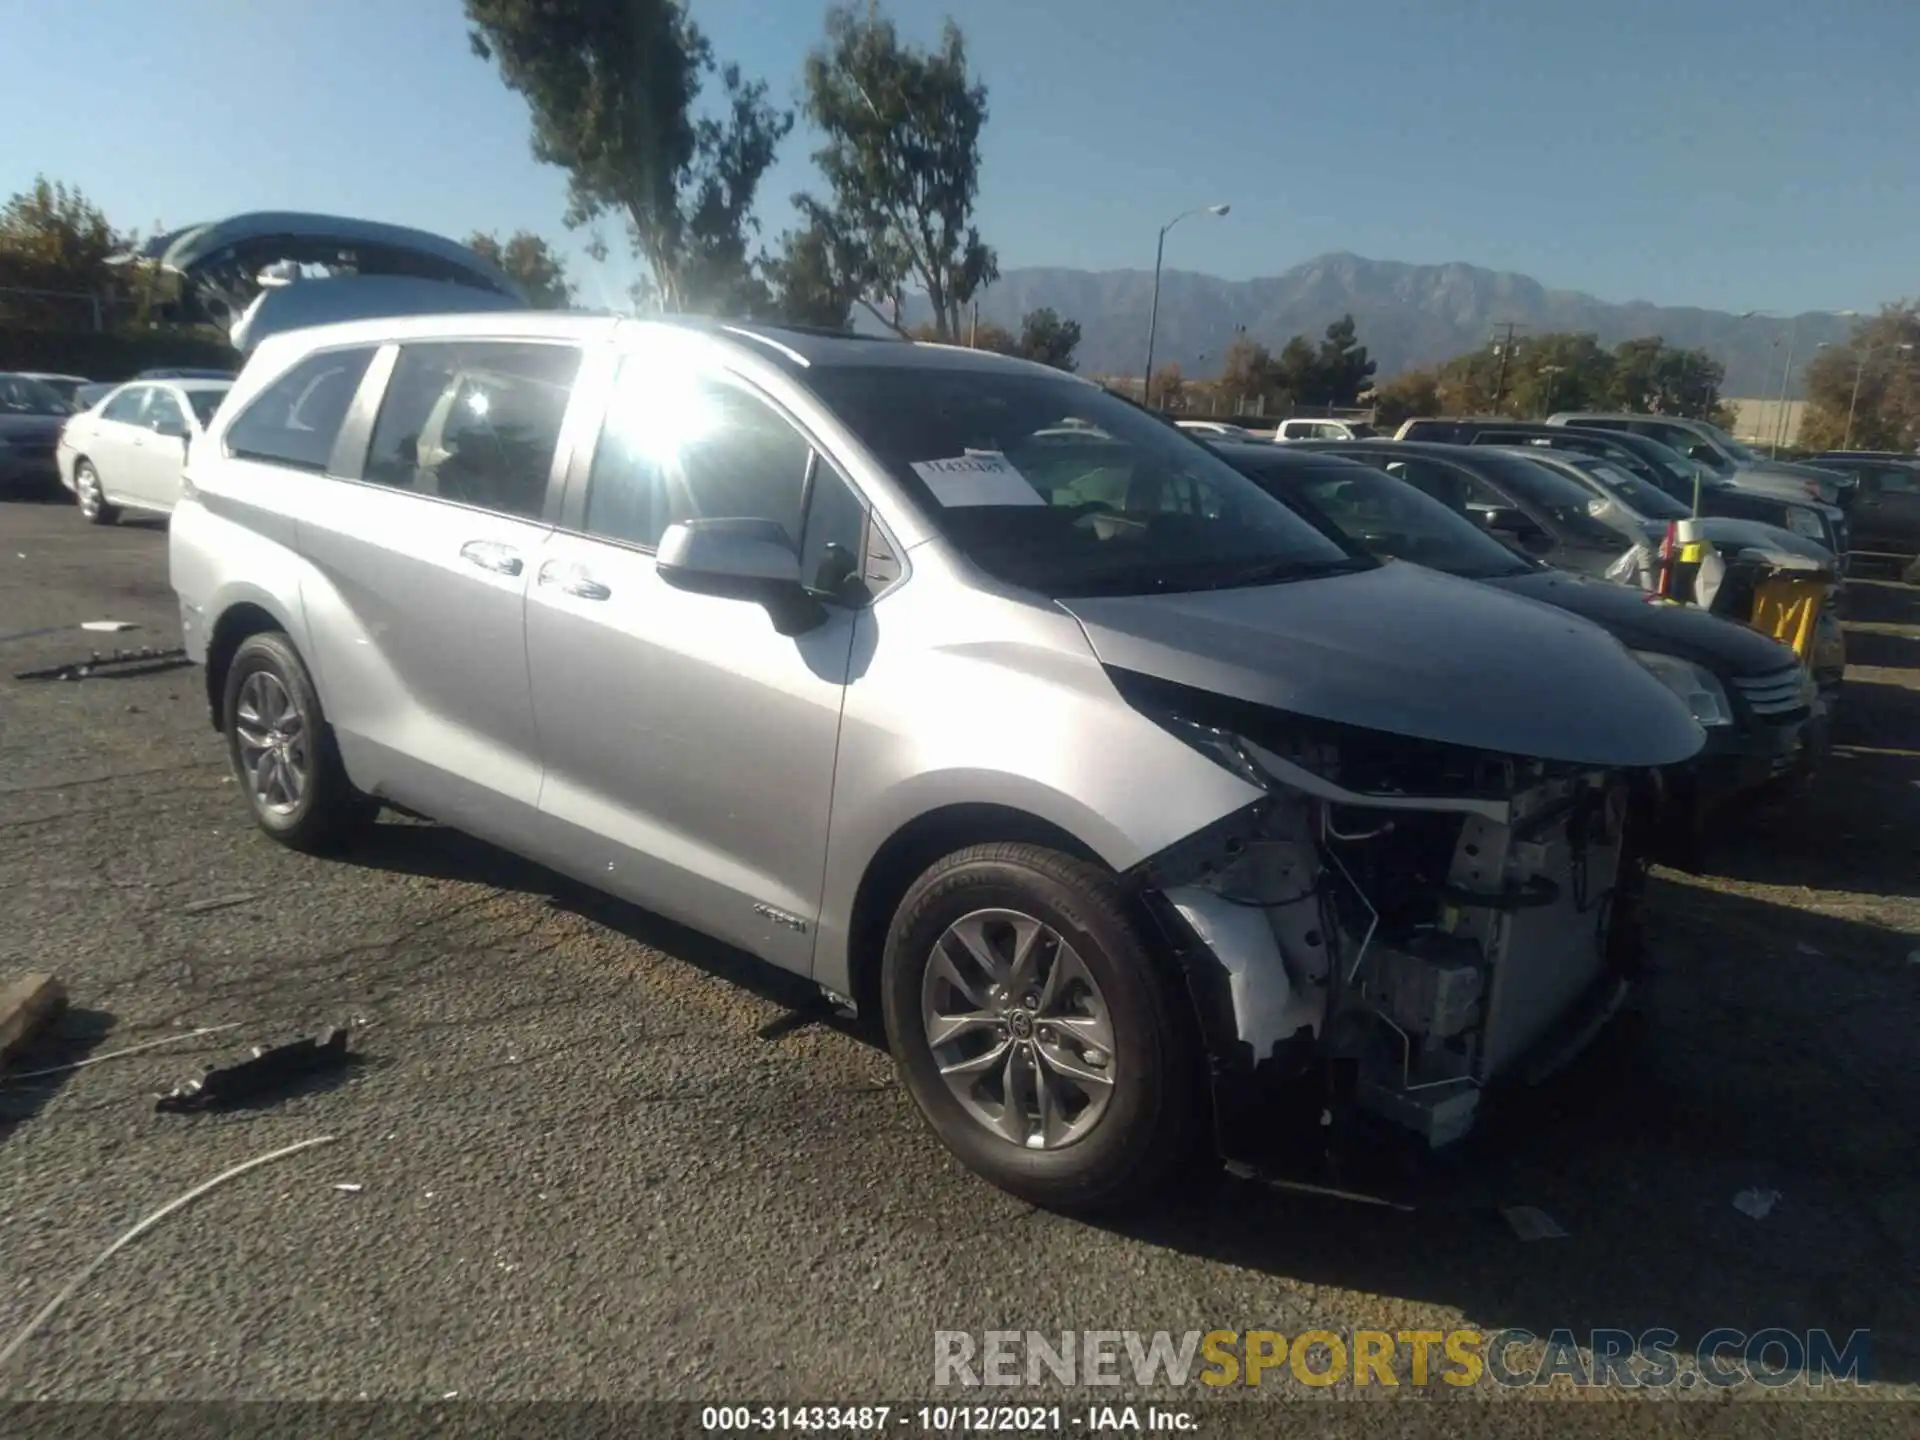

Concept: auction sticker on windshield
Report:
left=911, top=452, right=1047, bottom=507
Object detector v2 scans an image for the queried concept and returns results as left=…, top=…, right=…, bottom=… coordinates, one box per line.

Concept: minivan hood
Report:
left=1487, top=570, right=1801, bottom=677
left=1060, top=561, right=1704, bottom=768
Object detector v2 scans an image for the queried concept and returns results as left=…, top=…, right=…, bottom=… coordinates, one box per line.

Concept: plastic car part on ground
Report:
left=155, top=1027, right=353, bottom=1113
left=14, top=646, right=189, bottom=682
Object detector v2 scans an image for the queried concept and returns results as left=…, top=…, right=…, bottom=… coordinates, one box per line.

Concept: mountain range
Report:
left=900, top=252, right=1861, bottom=398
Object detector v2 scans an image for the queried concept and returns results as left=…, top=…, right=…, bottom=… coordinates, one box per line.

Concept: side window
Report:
left=226, top=347, right=376, bottom=472
left=1460, top=475, right=1509, bottom=509
left=364, top=341, right=581, bottom=519
left=1380, top=456, right=1475, bottom=512
left=799, top=461, right=873, bottom=597
left=101, top=387, right=149, bottom=424
left=584, top=366, right=811, bottom=551
left=145, top=390, right=188, bottom=436
left=1872, top=465, right=1918, bottom=492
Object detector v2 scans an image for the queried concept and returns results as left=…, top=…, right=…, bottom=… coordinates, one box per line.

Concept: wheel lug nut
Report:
left=1038, top=1025, right=1054, bottom=1041
left=1023, top=993, right=1039, bottom=1009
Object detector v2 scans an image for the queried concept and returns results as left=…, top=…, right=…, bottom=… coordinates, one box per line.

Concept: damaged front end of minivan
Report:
left=1114, top=671, right=1657, bottom=1181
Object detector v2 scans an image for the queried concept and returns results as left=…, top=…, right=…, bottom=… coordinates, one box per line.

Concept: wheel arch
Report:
left=841, top=802, right=1107, bottom=1030
left=203, top=595, right=300, bottom=731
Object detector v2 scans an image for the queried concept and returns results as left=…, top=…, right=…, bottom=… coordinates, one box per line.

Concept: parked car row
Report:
left=56, top=377, right=233, bottom=522
left=0, top=372, right=74, bottom=495
left=0, top=368, right=239, bottom=509
left=1208, top=442, right=1824, bottom=862
left=1276, top=434, right=1849, bottom=718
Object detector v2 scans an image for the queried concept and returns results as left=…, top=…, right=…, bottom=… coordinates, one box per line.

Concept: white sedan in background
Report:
left=57, top=378, right=232, bottom=524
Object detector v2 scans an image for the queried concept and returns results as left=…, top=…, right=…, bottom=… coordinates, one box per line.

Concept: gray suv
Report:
left=171, top=314, right=1702, bottom=1209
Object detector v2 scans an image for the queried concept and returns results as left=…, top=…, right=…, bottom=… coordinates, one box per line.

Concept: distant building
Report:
left=1727, top=398, right=1807, bottom=449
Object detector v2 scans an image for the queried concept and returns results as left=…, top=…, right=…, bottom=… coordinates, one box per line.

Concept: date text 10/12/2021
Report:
left=701, top=1407, right=1196, bottom=1432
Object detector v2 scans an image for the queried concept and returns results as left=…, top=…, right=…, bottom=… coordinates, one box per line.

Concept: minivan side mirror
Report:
left=655, top=518, right=827, bottom=636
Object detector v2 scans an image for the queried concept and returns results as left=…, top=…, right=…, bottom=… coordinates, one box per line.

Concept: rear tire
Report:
left=881, top=843, right=1204, bottom=1214
left=74, top=461, right=118, bottom=525
left=223, top=631, right=376, bottom=853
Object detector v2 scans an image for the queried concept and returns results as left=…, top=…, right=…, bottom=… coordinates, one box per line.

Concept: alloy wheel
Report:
left=233, top=670, right=310, bottom=815
left=921, top=908, right=1118, bottom=1150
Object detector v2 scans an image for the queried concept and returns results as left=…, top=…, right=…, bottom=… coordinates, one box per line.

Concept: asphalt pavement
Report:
left=1, top=493, right=1916, bottom=1411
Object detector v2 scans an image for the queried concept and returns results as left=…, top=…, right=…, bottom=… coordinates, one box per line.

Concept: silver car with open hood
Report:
left=171, top=314, right=1703, bottom=1211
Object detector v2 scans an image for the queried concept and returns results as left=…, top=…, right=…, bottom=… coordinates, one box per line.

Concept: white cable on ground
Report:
left=3, top=1024, right=244, bottom=1083
left=0, top=1134, right=338, bottom=1371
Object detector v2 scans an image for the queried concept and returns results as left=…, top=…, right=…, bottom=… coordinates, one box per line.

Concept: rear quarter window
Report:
left=225, top=347, right=377, bottom=472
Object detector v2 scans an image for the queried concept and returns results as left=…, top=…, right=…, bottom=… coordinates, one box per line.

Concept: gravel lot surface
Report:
left=2, top=494, right=1915, bottom=1418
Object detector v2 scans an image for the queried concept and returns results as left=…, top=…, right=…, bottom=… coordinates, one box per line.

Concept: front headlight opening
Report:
left=1631, top=650, right=1733, bottom=727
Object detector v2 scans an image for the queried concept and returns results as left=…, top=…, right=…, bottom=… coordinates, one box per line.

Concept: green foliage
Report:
left=797, top=3, right=996, bottom=340
left=1395, top=330, right=1728, bottom=420
left=1016, top=307, right=1080, bottom=370
left=0, top=176, right=125, bottom=327
left=1606, top=336, right=1724, bottom=417
left=1502, top=331, right=1613, bottom=416
left=1268, top=335, right=1320, bottom=404
left=1314, top=314, right=1377, bottom=406
left=1798, top=302, right=1920, bottom=451
left=466, top=0, right=791, bottom=314
left=1371, top=369, right=1441, bottom=427
left=763, top=221, right=860, bottom=330
left=971, top=320, right=1017, bottom=355
left=1217, top=333, right=1274, bottom=409
left=465, top=230, right=574, bottom=309
left=1214, top=314, right=1377, bottom=409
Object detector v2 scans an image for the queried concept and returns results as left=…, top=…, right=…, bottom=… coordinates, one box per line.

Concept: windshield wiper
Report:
left=1204, top=555, right=1374, bottom=589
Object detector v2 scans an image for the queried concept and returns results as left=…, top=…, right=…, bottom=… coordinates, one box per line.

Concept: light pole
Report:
left=1772, top=309, right=1858, bottom=456
left=1537, top=364, right=1565, bottom=418
left=1844, top=342, right=1917, bottom=449
left=1770, top=322, right=1800, bottom=458
left=1142, top=203, right=1229, bottom=407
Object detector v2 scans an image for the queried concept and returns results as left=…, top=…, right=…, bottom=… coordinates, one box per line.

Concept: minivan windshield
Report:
left=808, top=364, right=1368, bottom=596
left=1226, top=454, right=1534, bottom=581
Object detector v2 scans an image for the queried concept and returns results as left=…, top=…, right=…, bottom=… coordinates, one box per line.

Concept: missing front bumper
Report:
left=1135, top=738, right=1649, bottom=1174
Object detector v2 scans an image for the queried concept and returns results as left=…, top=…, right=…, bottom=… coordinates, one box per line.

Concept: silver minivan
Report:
left=172, top=314, right=1703, bottom=1210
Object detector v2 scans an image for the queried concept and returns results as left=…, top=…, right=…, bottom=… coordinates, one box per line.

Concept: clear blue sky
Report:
left=4, top=0, right=1914, bottom=316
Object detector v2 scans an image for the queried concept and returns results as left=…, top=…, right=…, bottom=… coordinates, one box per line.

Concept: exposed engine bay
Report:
left=1129, top=690, right=1647, bottom=1165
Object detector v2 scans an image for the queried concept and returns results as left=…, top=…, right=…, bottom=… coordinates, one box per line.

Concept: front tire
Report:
left=880, top=843, right=1203, bottom=1213
left=74, top=461, right=118, bottom=525
left=223, top=632, right=375, bottom=853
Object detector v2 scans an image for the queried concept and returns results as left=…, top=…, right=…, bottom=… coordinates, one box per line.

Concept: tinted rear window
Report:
left=226, top=348, right=376, bottom=472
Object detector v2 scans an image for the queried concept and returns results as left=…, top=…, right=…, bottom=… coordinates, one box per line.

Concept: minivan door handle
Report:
left=537, top=560, right=612, bottom=601
left=460, top=540, right=524, bottom=577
